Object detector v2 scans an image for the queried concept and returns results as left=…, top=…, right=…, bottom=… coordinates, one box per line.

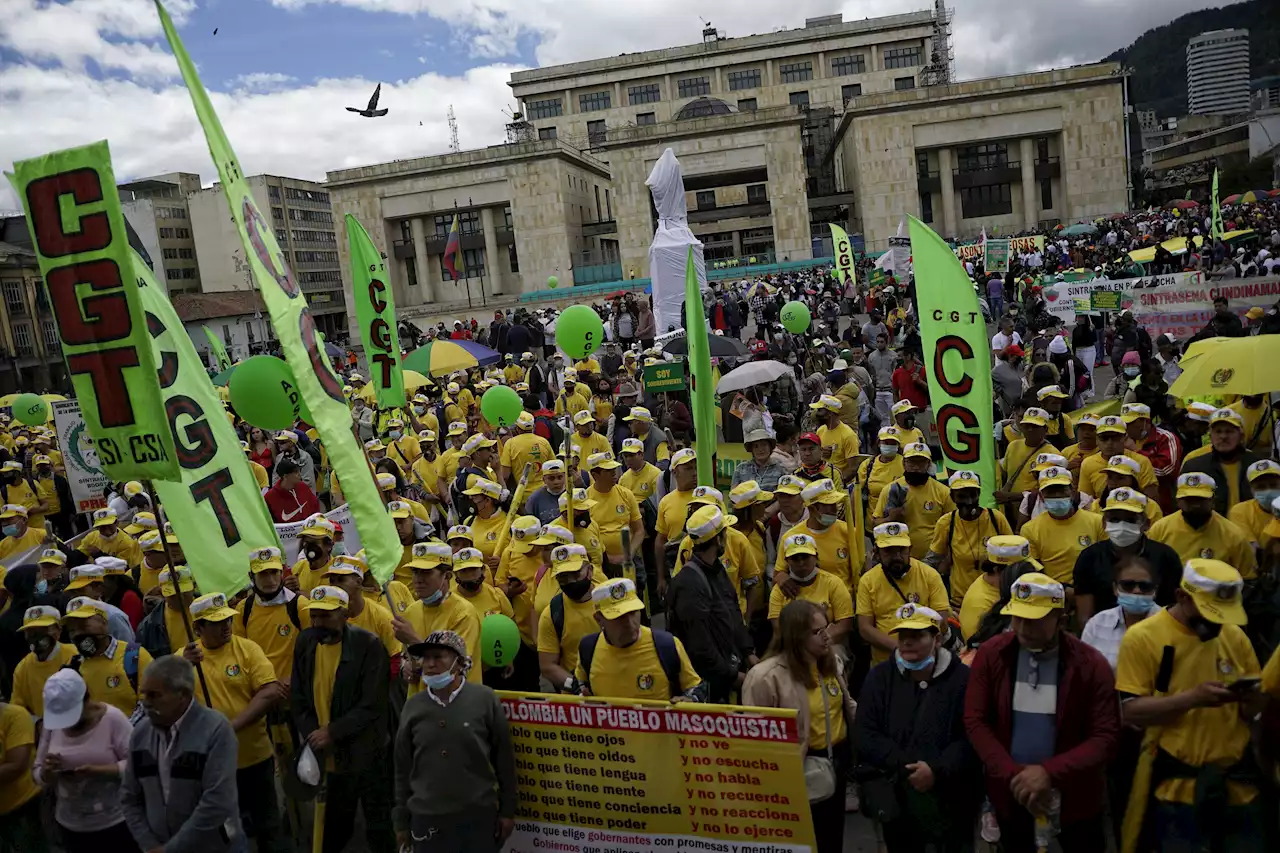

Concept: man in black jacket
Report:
left=664, top=506, right=757, bottom=702
left=1180, top=408, right=1261, bottom=515
left=291, top=585, right=393, bottom=853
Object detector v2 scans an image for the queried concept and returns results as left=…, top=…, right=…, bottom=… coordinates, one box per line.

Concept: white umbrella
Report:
left=716, top=360, right=790, bottom=394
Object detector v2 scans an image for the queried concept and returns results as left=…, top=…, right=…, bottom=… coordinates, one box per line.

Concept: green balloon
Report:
left=229, top=356, right=303, bottom=431
left=481, top=613, right=521, bottom=667
left=547, top=275, right=558, bottom=289
left=12, top=393, right=47, bottom=426
left=556, top=304, right=604, bottom=359
left=780, top=300, right=811, bottom=333
left=480, top=385, right=523, bottom=428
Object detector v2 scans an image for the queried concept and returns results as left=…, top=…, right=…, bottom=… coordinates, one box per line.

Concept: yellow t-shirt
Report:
left=895, top=426, right=926, bottom=448
left=80, top=638, right=153, bottom=719
left=775, top=520, right=857, bottom=590
left=165, top=606, right=192, bottom=654
left=574, top=626, right=702, bottom=700
left=959, top=575, right=1001, bottom=641
left=197, top=635, right=278, bottom=769
left=411, top=455, right=442, bottom=499
left=33, top=475, right=59, bottom=518
left=386, top=436, right=422, bottom=471
left=503, top=364, right=525, bottom=385
left=1219, top=461, right=1242, bottom=510
left=656, top=489, right=695, bottom=542
left=78, top=529, right=144, bottom=569
left=137, top=558, right=168, bottom=598
left=856, top=560, right=950, bottom=663
left=1148, top=512, right=1257, bottom=579
left=536, top=588, right=601, bottom=675
left=818, top=422, right=860, bottom=476
left=348, top=600, right=403, bottom=657
left=1264, top=644, right=1280, bottom=698
left=496, top=548, right=541, bottom=646
left=249, top=459, right=269, bottom=491
left=873, top=477, right=955, bottom=559
left=363, top=579, right=415, bottom=617
left=234, top=594, right=313, bottom=681
left=0, top=703, right=40, bottom=814
left=2, top=480, right=41, bottom=527
left=588, top=484, right=641, bottom=559
left=0, top=527, right=45, bottom=562
left=470, top=510, right=508, bottom=567
left=10, top=644, right=78, bottom=718
left=458, top=582, right=516, bottom=620
left=499, top=433, right=554, bottom=490
left=440, top=446, right=465, bottom=488
left=551, top=514, right=605, bottom=569
left=1079, top=450, right=1157, bottom=497
left=857, top=455, right=904, bottom=514
left=312, top=639, right=340, bottom=771
left=1021, top=507, right=1107, bottom=585
left=590, top=396, right=614, bottom=427
left=620, top=463, right=661, bottom=503
left=291, top=557, right=333, bottom=595
left=404, top=594, right=483, bottom=684
left=569, top=430, right=610, bottom=462
left=1115, top=608, right=1260, bottom=805
left=1000, top=438, right=1048, bottom=495
left=533, top=564, right=609, bottom=618
left=807, top=668, right=848, bottom=750
left=1228, top=400, right=1272, bottom=455
left=768, top=570, right=854, bottom=623
left=929, top=508, right=1014, bottom=606
left=1228, top=498, right=1271, bottom=545
left=555, top=390, right=590, bottom=418
left=676, top=526, right=763, bottom=617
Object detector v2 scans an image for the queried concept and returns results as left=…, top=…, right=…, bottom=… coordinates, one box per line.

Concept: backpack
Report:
left=123, top=642, right=141, bottom=694
left=577, top=630, right=685, bottom=698
left=536, top=413, right=564, bottom=451
left=549, top=592, right=568, bottom=640
left=240, top=594, right=302, bottom=632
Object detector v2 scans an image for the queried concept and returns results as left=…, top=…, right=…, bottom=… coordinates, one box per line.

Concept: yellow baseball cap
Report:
left=986, top=534, right=1032, bottom=565
left=453, top=547, right=486, bottom=570
left=532, top=524, right=574, bottom=547
left=774, top=474, right=806, bottom=496
left=801, top=478, right=845, bottom=506
left=573, top=410, right=594, bottom=426
left=1076, top=412, right=1101, bottom=428
left=889, top=603, right=943, bottom=633
left=446, top=524, right=474, bottom=543
left=1121, top=403, right=1152, bottom=423
left=671, top=448, right=697, bottom=468
left=90, top=508, right=116, bottom=526
left=1247, top=459, right=1280, bottom=482
left=462, top=476, right=504, bottom=500
left=447, top=420, right=468, bottom=437
left=1001, top=572, right=1066, bottom=619
left=37, top=547, right=66, bottom=566
left=300, top=514, right=336, bottom=539
left=190, top=593, right=238, bottom=623
left=509, top=516, right=542, bottom=553
left=729, top=480, right=774, bottom=508
left=249, top=546, right=285, bottom=573
left=94, top=557, right=129, bottom=577
left=1180, top=559, right=1246, bottom=626
left=1021, top=407, right=1050, bottom=427
left=877, top=426, right=902, bottom=443
left=592, top=578, right=644, bottom=620
left=873, top=522, right=911, bottom=548
left=891, top=400, right=918, bottom=416
left=1176, top=472, right=1216, bottom=499
left=21, top=605, right=60, bottom=629
left=65, top=565, right=105, bottom=591
left=1037, top=465, right=1073, bottom=488
left=1210, top=408, right=1244, bottom=429
left=308, top=585, right=350, bottom=611
left=1096, top=416, right=1126, bottom=435
left=408, top=541, right=453, bottom=571
left=621, top=438, right=645, bottom=456
left=376, top=472, right=397, bottom=492
left=781, top=532, right=818, bottom=558
left=125, top=511, right=158, bottom=536
left=159, top=567, right=195, bottom=597
left=903, top=442, right=931, bottom=461
left=558, top=488, right=597, bottom=511
left=947, top=470, right=981, bottom=490
left=462, top=434, right=497, bottom=454
left=1103, top=487, right=1147, bottom=514
left=63, top=596, right=110, bottom=621
left=1036, top=385, right=1067, bottom=401
left=690, top=485, right=725, bottom=508
left=1103, top=454, right=1142, bottom=478
left=324, top=554, right=367, bottom=578
left=685, top=505, right=727, bottom=545
left=623, top=407, right=653, bottom=424
left=586, top=452, right=621, bottom=471
left=549, top=543, right=589, bottom=576
left=515, top=411, right=535, bottom=430
left=809, top=394, right=841, bottom=413
left=387, top=500, right=413, bottom=520
left=1031, top=452, right=1068, bottom=473
left=364, top=439, right=386, bottom=453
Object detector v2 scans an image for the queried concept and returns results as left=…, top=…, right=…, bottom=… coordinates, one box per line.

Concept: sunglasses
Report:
left=1117, top=579, right=1156, bottom=594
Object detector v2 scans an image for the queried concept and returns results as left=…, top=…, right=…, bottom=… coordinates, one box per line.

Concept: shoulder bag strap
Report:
left=822, top=670, right=834, bottom=760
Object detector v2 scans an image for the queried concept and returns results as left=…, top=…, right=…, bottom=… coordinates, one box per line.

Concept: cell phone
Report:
left=1228, top=677, right=1261, bottom=693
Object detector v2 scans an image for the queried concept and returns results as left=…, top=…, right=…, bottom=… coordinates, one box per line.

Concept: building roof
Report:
left=170, top=291, right=266, bottom=322
left=0, top=241, right=37, bottom=267
left=675, top=97, right=736, bottom=121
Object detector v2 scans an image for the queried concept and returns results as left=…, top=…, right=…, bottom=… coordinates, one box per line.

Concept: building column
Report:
left=1019, top=138, right=1037, bottom=230
left=481, top=207, right=502, bottom=297
left=410, top=217, right=434, bottom=304
left=732, top=231, right=743, bottom=258
left=937, top=148, right=956, bottom=239
left=816, top=51, right=826, bottom=79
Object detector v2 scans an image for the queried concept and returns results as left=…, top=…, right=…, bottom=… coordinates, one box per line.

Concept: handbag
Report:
left=804, top=675, right=838, bottom=803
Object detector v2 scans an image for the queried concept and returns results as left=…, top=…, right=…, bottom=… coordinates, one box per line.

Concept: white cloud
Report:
left=227, top=71, right=297, bottom=91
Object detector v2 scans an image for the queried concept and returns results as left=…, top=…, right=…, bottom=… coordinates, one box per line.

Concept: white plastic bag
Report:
left=297, top=744, right=320, bottom=786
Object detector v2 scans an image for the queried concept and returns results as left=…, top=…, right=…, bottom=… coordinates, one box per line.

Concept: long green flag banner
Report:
left=684, top=246, right=717, bottom=487
left=906, top=214, right=997, bottom=507
left=155, top=0, right=400, bottom=583
left=1211, top=168, right=1225, bottom=243
left=136, top=250, right=281, bottom=596
left=830, top=223, right=855, bottom=284
left=203, top=325, right=232, bottom=372
left=7, top=142, right=179, bottom=482
left=347, top=214, right=405, bottom=408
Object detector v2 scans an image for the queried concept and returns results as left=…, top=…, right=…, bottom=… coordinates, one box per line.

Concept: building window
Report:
left=162, top=248, right=178, bottom=260
left=433, top=211, right=479, bottom=237
left=920, top=192, right=933, bottom=224
left=595, top=186, right=603, bottom=221
left=181, top=268, right=196, bottom=280
left=159, top=227, right=173, bottom=238
left=34, top=280, right=47, bottom=313
left=176, top=228, right=190, bottom=238
left=1040, top=178, right=1054, bottom=211
left=956, top=142, right=1009, bottom=172
left=696, top=191, right=716, bottom=210
left=179, top=248, right=193, bottom=259
left=605, top=189, right=611, bottom=219
left=789, top=91, right=810, bottom=108
left=841, top=84, right=861, bottom=104
left=41, top=319, right=58, bottom=349
left=884, top=46, right=923, bottom=69
left=441, top=248, right=485, bottom=281
left=960, top=184, right=1013, bottom=218
left=894, top=76, right=915, bottom=91
left=831, top=54, right=866, bottom=76
left=528, top=98, right=562, bottom=119
left=779, top=61, right=812, bottom=83
left=503, top=206, right=513, bottom=229
left=3, top=280, right=24, bottom=315
left=579, top=91, right=612, bottom=112
left=737, top=98, right=757, bottom=112
left=268, top=185, right=281, bottom=201
left=1036, top=137, right=1050, bottom=163
left=747, top=184, right=767, bottom=204
left=508, top=244, right=520, bottom=273
left=537, top=126, right=557, bottom=140
left=400, top=256, right=416, bottom=288
left=587, top=119, right=606, bottom=145
left=276, top=229, right=287, bottom=243
left=628, top=84, right=660, bottom=105
left=727, top=69, right=761, bottom=91
left=165, top=269, right=180, bottom=280
left=678, top=76, right=710, bottom=98
left=271, top=207, right=284, bottom=222
left=636, top=112, right=656, bottom=126
left=13, top=324, right=32, bottom=356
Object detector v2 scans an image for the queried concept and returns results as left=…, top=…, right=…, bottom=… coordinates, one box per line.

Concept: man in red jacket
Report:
left=963, top=572, right=1119, bottom=852
left=1123, top=402, right=1181, bottom=513
left=264, top=458, right=321, bottom=524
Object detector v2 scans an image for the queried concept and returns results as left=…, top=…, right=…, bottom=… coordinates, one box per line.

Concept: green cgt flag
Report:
left=136, top=250, right=281, bottom=597
left=7, top=141, right=178, bottom=482
left=347, top=214, right=405, bottom=408
left=154, top=0, right=400, bottom=583
left=684, top=246, right=717, bottom=487
left=203, top=325, right=232, bottom=372
left=830, top=224, right=855, bottom=284
left=906, top=214, right=997, bottom=507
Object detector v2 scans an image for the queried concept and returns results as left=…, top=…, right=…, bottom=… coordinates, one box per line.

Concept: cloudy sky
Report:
left=0, top=0, right=1227, bottom=211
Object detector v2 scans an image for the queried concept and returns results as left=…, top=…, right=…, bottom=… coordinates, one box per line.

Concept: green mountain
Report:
left=1103, top=0, right=1280, bottom=116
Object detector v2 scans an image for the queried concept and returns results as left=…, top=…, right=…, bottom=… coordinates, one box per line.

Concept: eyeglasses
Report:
left=1117, top=579, right=1156, bottom=594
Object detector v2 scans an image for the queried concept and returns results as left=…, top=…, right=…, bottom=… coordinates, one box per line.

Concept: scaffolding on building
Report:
left=920, top=0, right=955, bottom=87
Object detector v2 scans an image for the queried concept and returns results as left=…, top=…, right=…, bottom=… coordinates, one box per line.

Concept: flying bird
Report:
left=213, top=28, right=218, bottom=35
left=347, top=83, right=389, bottom=118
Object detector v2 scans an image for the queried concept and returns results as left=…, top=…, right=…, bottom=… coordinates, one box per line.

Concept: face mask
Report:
left=814, top=512, right=839, bottom=529
left=29, top=634, right=55, bottom=659
left=37, top=471, right=51, bottom=480
left=422, top=588, right=445, bottom=606
left=900, top=416, right=916, bottom=429
left=560, top=578, right=592, bottom=600
left=1255, top=489, right=1280, bottom=511
left=1188, top=614, right=1223, bottom=642
left=1123, top=367, right=1140, bottom=378
left=879, top=444, right=899, bottom=457
left=34, top=578, right=48, bottom=595
left=1, top=525, right=18, bottom=538
left=74, top=634, right=100, bottom=656
left=895, top=650, right=935, bottom=672
left=423, top=670, right=457, bottom=690
left=457, top=578, right=484, bottom=593
left=904, top=471, right=930, bottom=487
left=1117, top=592, right=1156, bottom=615
left=388, top=430, right=402, bottom=441
left=412, top=406, right=425, bottom=415
left=574, top=513, right=591, bottom=529
left=791, top=566, right=818, bottom=583
left=957, top=502, right=981, bottom=520
left=1105, top=520, right=1143, bottom=547
left=100, top=529, right=117, bottom=540
left=1044, top=497, right=1074, bottom=518
left=1182, top=509, right=1212, bottom=529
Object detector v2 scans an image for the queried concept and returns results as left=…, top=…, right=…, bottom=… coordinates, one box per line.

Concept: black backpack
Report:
left=577, top=629, right=685, bottom=698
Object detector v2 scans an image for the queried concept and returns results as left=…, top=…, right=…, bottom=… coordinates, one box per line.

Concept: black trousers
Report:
left=323, top=754, right=395, bottom=853
left=410, top=806, right=501, bottom=853
left=998, top=811, right=1105, bottom=853
left=237, top=757, right=288, bottom=853
left=60, top=821, right=141, bottom=853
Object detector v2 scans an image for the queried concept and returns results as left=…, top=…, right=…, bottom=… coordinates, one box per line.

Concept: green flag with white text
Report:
left=137, top=250, right=281, bottom=596
left=7, top=141, right=178, bottom=482
left=907, top=214, right=997, bottom=507
left=203, top=325, right=232, bottom=372
left=347, top=214, right=405, bottom=408
left=155, top=0, right=399, bottom=583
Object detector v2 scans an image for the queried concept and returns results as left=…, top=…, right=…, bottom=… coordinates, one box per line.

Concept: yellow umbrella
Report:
left=1168, top=336, right=1280, bottom=398
left=0, top=394, right=18, bottom=407
left=355, top=370, right=431, bottom=402
left=40, top=394, right=67, bottom=404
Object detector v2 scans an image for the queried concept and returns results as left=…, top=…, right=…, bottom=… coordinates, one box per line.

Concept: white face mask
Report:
left=1105, top=520, right=1143, bottom=547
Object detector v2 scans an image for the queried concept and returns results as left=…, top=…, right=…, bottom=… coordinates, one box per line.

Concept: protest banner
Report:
left=1090, top=290, right=1124, bottom=312
left=1009, top=235, right=1046, bottom=255
left=1042, top=271, right=1203, bottom=325
left=8, top=141, right=178, bottom=482
left=642, top=362, right=685, bottom=393
left=157, top=1, right=400, bottom=585
left=347, top=214, right=405, bottom=408
left=500, top=693, right=816, bottom=853
left=51, top=400, right=110, bottom=513
left=829, top=223, right=854, bottom=284
left=908, top=215, right=997, bottom=507
left=1131, top=275, right=1280, bottom=340
left=953, top=242, right=984, bottom=262
left=983, top=238, right=1011, bottom=273
left=274, top=503, right=360, bottom=565
left=136, top=250, right=282, bottom=597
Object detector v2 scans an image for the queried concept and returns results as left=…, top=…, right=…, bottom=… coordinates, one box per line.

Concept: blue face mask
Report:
left=34, top=579, right=48, bottom=595
left=1255, top=489, right=1280, bottom=511
left=388, top=430, right=402, bottom=441
left=895, top=650, right=935, bottom=672
left=879, top=444, right=899, bottom=457
left=422, top=588, right=444, bottom=606
left=2, top=525, right=18, bottom=538
left=422, top=670, right=456, bottom=689
left=1044, top=497, right=1073, bottom=518
left=1117, top=592, right=1156, bottom=615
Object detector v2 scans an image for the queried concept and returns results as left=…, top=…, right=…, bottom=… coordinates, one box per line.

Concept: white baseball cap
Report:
left=42, top=668, right=88, bottom=731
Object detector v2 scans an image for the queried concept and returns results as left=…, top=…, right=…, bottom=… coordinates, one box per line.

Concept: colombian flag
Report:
left=443, top=213, right=462, bottom=279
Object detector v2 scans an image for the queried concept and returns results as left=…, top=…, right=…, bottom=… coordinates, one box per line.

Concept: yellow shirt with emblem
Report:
left=80, top=638, right=153, bottom=719
left=807, top=667, right=849, bottom=749
left=499, top=433, right=554, bottom=490
left=348, top=599, right=403, bottom=657
left=574, top=626, right=701, bottom=700
left=873, top=477, right=956, bottom=559
left=79, top=529, right=144, bottom=569
left=10, top=644, right=78, bottom=718
left=533, top=564, right=610, bottom=619
left=768, top=570, right=854, bottom=623
left=440, top=446, right=465, bottom=487
left=234, top=593, right=313, bottom=681
left=588, top=484, right=641, bottom=559
left=1021, top=507, right=1106, bottom=585
left=555, top=389, right=590, bottom=418
left=362, top=580, right=415, bottom=618
left=291, top=557, right=334, bottom=595
left=552, top=514, right=605, bottom=570
left=470, top=510, right=509, bottom=567
left=818, top=422, right=861, bottom=475
left=137, top=558, right=166, bottom=597
left=458, top=582, right=516, bottom=620
left=2, top=480, right=41, bottom=528
left=929, top=508, right=1014, bottom=607
left=411, top=455, right=442, bottom=499
left=1079, top=450, right=1157, bottom=497
left=33, top=474, right=59, bottom=517
left=999, top=438, right=1050, bottom=495
left=404, top=593, right=483, bottom=684
left=385, top=436, right=421, bottom=471
left=536, top=590, right=600, bottom=675
left=197, top=635, right=278, bottom=769
left=655, top=489, right=695, bottom=542
left=775, top=520, right=857, bottom=591
left=569, top=430, right=610, bottom=463
left=620, top=463, right=661, bottom=503
left=165, top=606, right=192, bottom=654
left=1116, top=608, right=1260, bottom=805
left=1148, top=511, right=1257, bottom=578
left=675, top=525, right=764, bottom=617
left=1228, top=400, right=1273, bottom=455
left=0, top=527, right=46, bottom=562
left=0, top=703, right=40, bottom=815
left=1228, top=497, right=1271, bottom=545
left=497, top=548, right=541, bottom=646
left=856, top=560, right=950, bottom=663
left=959, top=576, right=1002, bottom=641
left=857, top=455, right=904, bottom=514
